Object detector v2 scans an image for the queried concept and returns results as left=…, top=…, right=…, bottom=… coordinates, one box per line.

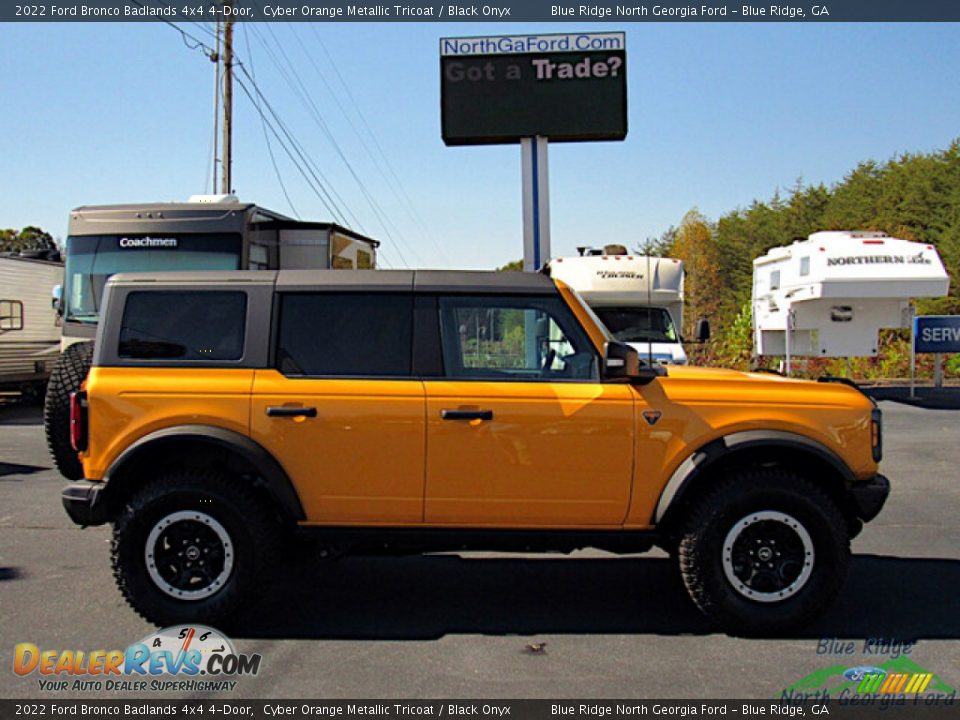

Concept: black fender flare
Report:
left=653, top=430, right=856, bottom=525
left=103, top=424, right=305, bottom=522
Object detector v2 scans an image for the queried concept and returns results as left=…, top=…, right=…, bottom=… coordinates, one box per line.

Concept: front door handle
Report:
left=441, top=409, right=493, bottom=421
left=266, top=406, right=317, bottom=418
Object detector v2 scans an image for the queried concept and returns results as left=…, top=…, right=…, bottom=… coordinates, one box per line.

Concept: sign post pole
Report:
left=522, top=136, right=551, bottom=272
left=440, top=31, right=626, bottom=273
left=913, top=314, right=960, bottom=393
left=784, top=306, right=794, bottom=376
left=909, top=307, right=917, bottom=399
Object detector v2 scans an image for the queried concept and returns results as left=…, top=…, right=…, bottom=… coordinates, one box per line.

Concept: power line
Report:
left=234, top=66, right=354, bottom=225
left=147, top=12, right=397, bottom=268
left=307, top=25, right=451, bottom=267
left=148, top=14, right=350, bottom=224
left=250, top=23, right=415, bottom=267
left=233, top=72, right=354, bottom=225
left=243, top=25, right=363, bottom=230
left=242, top=24, right=299, bottom=219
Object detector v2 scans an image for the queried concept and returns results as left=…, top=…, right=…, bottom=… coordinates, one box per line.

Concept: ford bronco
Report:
left=61, top=269, right=889, bottom=633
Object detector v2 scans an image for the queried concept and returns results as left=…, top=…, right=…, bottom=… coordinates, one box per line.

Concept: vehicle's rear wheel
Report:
left=43, top=342, right=93, bottom=480
left=677, top=467, right=849, bottom=635
left=111, top=469, right=279, bottom=626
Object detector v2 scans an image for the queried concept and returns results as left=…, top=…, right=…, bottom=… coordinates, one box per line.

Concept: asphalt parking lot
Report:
left=1, top=398, right=958, bottom=700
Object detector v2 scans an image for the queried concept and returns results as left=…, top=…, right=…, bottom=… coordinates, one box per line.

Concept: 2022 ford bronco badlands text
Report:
left=61, top=269, right=889, bottom=634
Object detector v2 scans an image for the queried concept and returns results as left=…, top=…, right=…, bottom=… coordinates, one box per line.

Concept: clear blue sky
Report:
left=2, top=21, right=959, bottom=269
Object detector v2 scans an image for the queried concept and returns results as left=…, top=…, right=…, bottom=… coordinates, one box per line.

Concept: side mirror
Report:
left=695, top=317, right=711, bottom=342
left=604, top=341, right=639, bottom=378
left=52, top=285, right=64, bottom=316
left=603, top=341, right=662, bottom=385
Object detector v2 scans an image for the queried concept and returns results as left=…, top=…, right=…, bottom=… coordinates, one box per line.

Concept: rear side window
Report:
left=118, top=291, right=247, bottom=361
left=276, top=293, right=413, bottom=377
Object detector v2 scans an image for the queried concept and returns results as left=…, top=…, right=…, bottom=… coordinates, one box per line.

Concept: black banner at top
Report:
left=5, top=0, right=960, bottom=22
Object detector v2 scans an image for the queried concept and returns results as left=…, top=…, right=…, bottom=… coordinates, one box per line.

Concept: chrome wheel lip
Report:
left=722, top=510, right=814, bottom=603
left=145, top=510, right=234, bottom=600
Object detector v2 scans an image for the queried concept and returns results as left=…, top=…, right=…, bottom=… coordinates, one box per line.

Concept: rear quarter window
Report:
left=118, top=291, right=247, bottom=361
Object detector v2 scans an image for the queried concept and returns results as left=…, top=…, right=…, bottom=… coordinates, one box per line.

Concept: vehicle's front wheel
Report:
left=677, top=467, right=850, bottom=635
left=111, top=469, right=279, bottom=626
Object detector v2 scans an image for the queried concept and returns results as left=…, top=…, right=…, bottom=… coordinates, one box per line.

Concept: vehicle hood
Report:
left=657, top=365, right=873, bottom=409
left=663, top=366, right=801, bottom=382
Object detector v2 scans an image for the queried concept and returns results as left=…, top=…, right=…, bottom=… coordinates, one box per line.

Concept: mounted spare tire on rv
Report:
left=45, top=195, right=380, bottom=480
left=546, top=245, right=707, bottom=365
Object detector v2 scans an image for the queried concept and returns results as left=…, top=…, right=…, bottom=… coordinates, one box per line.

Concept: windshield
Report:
left=64, top=234, right=242, bottom=323
left=593, top=306, right=679, bottom=344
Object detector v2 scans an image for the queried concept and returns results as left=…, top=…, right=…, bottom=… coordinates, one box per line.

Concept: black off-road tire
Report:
left=43, top=342, right=93, bottom=480
left=677, top=467, right=850, bottom=636
left=111, top=469, right=280, bottom=627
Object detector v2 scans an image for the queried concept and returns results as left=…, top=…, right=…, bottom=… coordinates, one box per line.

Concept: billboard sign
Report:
left=914, top=315, right=960, bottom=353
left=440, top=32, right=627, bottom=146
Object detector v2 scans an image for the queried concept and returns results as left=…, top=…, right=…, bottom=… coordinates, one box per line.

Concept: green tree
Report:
left=0, top=226, right=58, bottom=253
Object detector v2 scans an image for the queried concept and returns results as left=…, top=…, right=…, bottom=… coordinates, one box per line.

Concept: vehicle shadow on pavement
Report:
left=0, top=402, right=43, bottom=426
left=237, top=553, right=959, bottom=640
left=0, top=462, right=49, bottom=478
left=866, top=387, right=960, bottom=410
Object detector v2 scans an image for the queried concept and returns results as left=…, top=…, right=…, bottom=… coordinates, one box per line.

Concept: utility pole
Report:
left=220, top=1, right=234, bottom=195
left=211, top=19, right=221, bottom=193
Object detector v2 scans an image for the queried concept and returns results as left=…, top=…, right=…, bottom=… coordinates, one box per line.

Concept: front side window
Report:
left=438, top=295, right=597, bottom=381
left=770, top=270, right=781, bottom=290
left=118, top=291, right=246, bottom=360
left=65, top=234, right=241, bottom=323
left=276, top=293, right=413, bottom=377
left=800, top=257, right=810, bottom=276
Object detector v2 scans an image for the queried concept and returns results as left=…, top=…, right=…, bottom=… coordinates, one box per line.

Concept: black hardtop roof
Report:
left=108, top=269, right=557, bottom=294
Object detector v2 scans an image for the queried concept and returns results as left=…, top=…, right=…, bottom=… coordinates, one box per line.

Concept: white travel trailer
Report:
left=546, top=247, right=689, bottom=364
left=0, top=253, right=63, bottom=398
left=752, top=231, right=950, bottom=366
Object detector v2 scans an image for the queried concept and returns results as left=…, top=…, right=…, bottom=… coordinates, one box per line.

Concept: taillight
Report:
left=870, top=407, right=883, bottom=462
left=70, top=391, right=88, bottom=453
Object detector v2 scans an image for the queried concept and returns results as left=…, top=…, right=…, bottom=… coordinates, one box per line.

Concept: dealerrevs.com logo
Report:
left=13, top=626, right=261, bottom=693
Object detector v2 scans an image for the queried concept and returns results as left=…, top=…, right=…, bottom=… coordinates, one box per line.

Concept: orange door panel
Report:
left=424, top=381, right=635, bottom=526
left=250, top=369, right=426, bottom=525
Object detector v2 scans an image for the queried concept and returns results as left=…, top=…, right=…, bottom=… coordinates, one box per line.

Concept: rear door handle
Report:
left=266, top=406, right=317, bottom=418
left=441, top=409, right=493, bottom=421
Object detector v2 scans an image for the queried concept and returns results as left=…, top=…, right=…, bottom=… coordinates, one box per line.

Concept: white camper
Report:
left=0, top=253, right=64, bottom=397
left=547, top=248, right=688, bottom=364
left=752, top=231, right=950, bottom=363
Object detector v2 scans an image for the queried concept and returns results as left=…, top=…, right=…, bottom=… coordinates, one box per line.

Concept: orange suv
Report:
left=62, top=269, right=888, bottom=634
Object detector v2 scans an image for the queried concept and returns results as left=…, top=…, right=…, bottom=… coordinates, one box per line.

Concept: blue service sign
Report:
left=914, top=315, right=960, bottom=353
